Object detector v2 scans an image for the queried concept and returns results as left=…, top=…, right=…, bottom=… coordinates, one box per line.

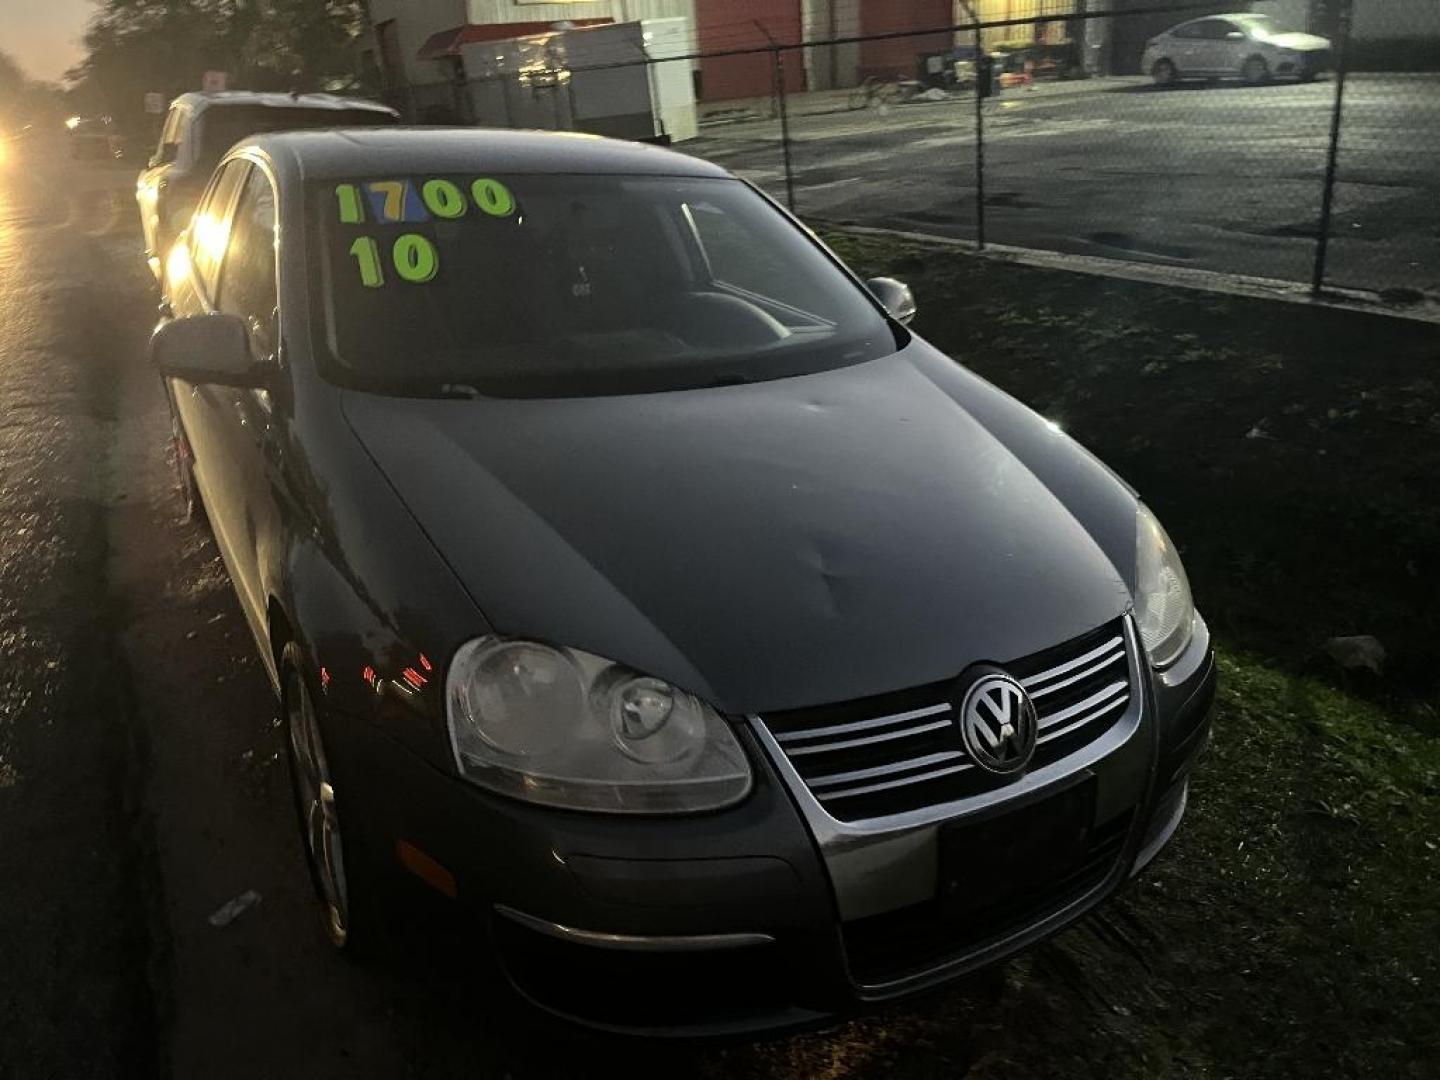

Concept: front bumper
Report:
left=335, top=616, right=1216, bottom=1037
left=1275, top=49, right=1331, bottom=77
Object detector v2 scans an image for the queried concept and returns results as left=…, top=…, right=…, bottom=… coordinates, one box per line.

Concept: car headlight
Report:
left=1133, top=506, right=1195, bottom=668
left=446, top=638, right=752, bottom=814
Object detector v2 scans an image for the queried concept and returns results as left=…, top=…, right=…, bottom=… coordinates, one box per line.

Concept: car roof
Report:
left=242, top=127, right=733, bottom=184
left=174, top=91, right=398, bottom=119
left=1173, top=12, right=1258, bottom=24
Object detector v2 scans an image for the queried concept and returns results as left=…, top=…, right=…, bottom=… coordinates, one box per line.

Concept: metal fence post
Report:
left=1312, top=0, right=1353, bottom=295
left=974, top=21, right=986, bottom=250
left=773, top=47, right=797, bottom=212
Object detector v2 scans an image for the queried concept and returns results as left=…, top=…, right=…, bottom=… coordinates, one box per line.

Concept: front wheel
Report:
left=1151, top=59, right=1178, bottom=88
left=281, top=644, right=385, bottom=954
left=1241, top=55, right=1270, bottom=85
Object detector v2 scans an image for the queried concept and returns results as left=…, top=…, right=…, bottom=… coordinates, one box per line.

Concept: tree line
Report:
left=0, top=50, right=63, bottom=130
left=68, top=0, right=374, bottom=133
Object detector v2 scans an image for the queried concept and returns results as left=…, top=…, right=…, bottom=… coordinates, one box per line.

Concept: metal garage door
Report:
left=859, top=0, right=954, bottom=81
left=697, top=0, right=804, bottom=101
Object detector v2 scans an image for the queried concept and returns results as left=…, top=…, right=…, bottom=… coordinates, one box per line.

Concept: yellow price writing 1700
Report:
left=334, top=177, right=517, bottom=225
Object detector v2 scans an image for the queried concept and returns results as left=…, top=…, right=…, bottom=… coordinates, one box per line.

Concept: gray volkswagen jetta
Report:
left=152, top=128, right=1215, bottom=1036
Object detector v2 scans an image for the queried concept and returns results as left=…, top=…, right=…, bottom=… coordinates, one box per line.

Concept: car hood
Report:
left=1264, top=32, right=1330, bottom=51
left=341, top=346, right=1133, bottom=715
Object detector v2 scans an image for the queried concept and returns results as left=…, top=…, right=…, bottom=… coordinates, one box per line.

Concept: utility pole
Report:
left=1312, top=0, right=1352, bottom=294
left=755, top=19, right=797, bottom=212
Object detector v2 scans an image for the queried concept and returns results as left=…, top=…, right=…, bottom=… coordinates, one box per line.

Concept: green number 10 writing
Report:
left=347, top=233, right=440, bottom=288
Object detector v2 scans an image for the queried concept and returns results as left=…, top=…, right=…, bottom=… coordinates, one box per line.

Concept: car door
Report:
left=207, top=163, right=283, bottom=635
left=138, top=104, right=188, bottom=261
left=1194, top=18, right=1242, bottom=75
left=1164, top=21, right=1204, bottom=73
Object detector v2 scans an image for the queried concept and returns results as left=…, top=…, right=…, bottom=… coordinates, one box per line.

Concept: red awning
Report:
left=417, top=20, right=614, bottom=61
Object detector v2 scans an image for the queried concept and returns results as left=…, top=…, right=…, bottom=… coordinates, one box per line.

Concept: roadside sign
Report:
left=144, top=92, right=166, bottom=115
left=201, top=70, right=229, bottom=93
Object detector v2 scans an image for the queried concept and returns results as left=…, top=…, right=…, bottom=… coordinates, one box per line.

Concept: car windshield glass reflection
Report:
left=312, top=174, right=900, bottom=397
left=1231, top=14, right=1276, bottom=38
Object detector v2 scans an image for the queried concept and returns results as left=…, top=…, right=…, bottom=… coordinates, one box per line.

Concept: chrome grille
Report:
left=756, top=620, right=1133, bottom=823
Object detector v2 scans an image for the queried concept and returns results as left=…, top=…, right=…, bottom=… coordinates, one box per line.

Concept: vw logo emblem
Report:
left=959, top=672, right=1038, bottom=775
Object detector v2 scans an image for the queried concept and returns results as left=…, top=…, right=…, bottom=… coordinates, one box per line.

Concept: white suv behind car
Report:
left=1143, top=13, right=1332, bottom=87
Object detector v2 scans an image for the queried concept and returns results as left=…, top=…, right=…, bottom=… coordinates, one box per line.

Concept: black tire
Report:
left=279, top=641, right=389, bottom=957
left=1242, top=55, right=1270, bottom=86
left=1151, top=59, right=1178, bottom=88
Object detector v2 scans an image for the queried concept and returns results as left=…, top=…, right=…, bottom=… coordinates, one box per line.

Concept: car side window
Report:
left=1172, top=22, right=1202, bottom=39
left=188, top=160, right=251, bottom=299
left=156, top=106, right=183, bottom=158
left=156, top=109, right=175, bottom=153
left=1200, top=20, right=1238, bottom=40
left=216, top=169, right=279, bottom=354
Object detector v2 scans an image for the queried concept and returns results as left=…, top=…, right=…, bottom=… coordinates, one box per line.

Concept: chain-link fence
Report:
left=389, top=0, right=1438, bottom=301
left=1319, top=1, right=1440, bottom=298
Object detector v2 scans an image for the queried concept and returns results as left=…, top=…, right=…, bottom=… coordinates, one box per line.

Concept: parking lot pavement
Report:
left=0, top=161, right=160, bottom=1080
left=698, top=74, right=1129, bottom=124
left=690, top=73, right=1440, bottom=297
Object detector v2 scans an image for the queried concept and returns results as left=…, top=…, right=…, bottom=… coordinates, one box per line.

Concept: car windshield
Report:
left=1231, top=14, right=1277, bottom=38
left=311, top=172, right=901, bottom=397
left=199, top=107, right=391, bottom=171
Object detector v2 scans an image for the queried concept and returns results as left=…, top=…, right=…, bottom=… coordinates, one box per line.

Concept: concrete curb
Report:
left=822, top=223, right=1440, bottom=326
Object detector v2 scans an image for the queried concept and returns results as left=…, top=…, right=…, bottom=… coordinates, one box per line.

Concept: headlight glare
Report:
left=447, top=638, right=751, bottom=813
left=1133, top=506, right=1195, bottom=668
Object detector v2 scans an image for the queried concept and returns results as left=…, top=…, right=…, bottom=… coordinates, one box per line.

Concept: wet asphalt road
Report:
left=691, top=74, right=1440, bottom=297
left=0, top=162, right=159, bottom=1078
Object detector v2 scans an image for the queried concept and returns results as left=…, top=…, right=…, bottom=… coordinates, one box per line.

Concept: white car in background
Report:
left=1143, top=13, right=1332, bottom=87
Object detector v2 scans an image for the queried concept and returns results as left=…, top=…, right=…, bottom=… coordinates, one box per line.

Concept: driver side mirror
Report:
left=1225, top=30, right=1246, bottom=40
left=151, top=314, right=268, bottom=388
left=866, top=277, right=917, bottom=325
